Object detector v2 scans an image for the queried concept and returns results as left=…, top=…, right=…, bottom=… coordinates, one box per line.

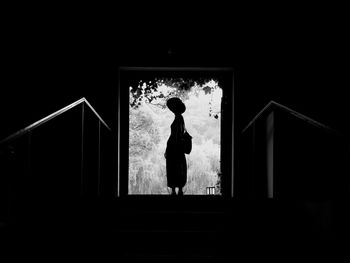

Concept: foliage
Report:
left=130, top=77, right=221, bottom=119
left=184, top=140, right=220, bottom=194
left=129, top=106, right=160, bottom=157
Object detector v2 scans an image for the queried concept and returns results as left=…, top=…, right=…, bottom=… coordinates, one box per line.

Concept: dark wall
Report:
left=2, top=5, right=349, bottom=141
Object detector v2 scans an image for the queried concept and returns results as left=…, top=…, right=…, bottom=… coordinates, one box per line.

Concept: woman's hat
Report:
left=166, top=97, right=186, bottom=114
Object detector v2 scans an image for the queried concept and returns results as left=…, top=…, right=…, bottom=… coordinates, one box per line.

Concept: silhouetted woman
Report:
left=164, top=97, right=187, bottom=195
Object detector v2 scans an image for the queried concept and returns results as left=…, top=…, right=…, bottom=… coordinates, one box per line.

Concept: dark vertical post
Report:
left=80, top=102, right=85, bottom=196
left=27, top=131, right=32, bottom=177
left=220, top=96, right=223, bottom=195
left=117, top=69, right=121, bottom=197
left=231, top=72, right=235, bottom=198
left=266, top=111, right=274, bottom=198
left=252, top=122, right=257, bottom=198
left=97, top=121, right=101, bottom=196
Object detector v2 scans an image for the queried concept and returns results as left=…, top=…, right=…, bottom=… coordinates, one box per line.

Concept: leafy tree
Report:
left=129, top=105, right=161, bottom=194
left=129, top=106, right=160, bottom=158
left=185, top=142, right=220, bottom=195
left=129, top=78, right=221, bottom=119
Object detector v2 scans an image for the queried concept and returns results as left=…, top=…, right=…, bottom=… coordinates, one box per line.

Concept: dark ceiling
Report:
left=1, top=5, right=349, bottom=140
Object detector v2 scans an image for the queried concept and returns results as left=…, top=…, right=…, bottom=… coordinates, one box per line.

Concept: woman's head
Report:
left=166, top=97, right=186, bottom=115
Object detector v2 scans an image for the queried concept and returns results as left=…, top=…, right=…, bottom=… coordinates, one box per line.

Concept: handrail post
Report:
left=80, top=102, right=85, bottom=196
left=97, top=121, right=101, bottom=196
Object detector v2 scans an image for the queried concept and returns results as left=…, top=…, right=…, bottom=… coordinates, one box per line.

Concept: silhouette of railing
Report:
left=0, top=97, right=110, bottom=145
left=0, top=97, right=115, bottom=225
left=241, top=100, right=337, bottom=134
left=238, top=100, right=343, bottom=200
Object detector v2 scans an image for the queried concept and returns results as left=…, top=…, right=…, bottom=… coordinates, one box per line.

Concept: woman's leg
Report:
left=171, top=187, right=176, bottom=195
left=178, top=187, right=183, bottom=196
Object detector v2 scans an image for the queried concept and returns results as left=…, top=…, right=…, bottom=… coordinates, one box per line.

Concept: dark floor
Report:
left=1, top=196, right=349, bottom=262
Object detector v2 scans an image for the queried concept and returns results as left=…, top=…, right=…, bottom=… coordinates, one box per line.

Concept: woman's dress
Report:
left=165, top=114, right=187, bottom=188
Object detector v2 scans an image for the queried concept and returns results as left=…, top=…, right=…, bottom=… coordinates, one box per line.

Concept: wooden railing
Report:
left=0, top=97, right=115, bottom=225
left=0, top=97, right=110, bottom=145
